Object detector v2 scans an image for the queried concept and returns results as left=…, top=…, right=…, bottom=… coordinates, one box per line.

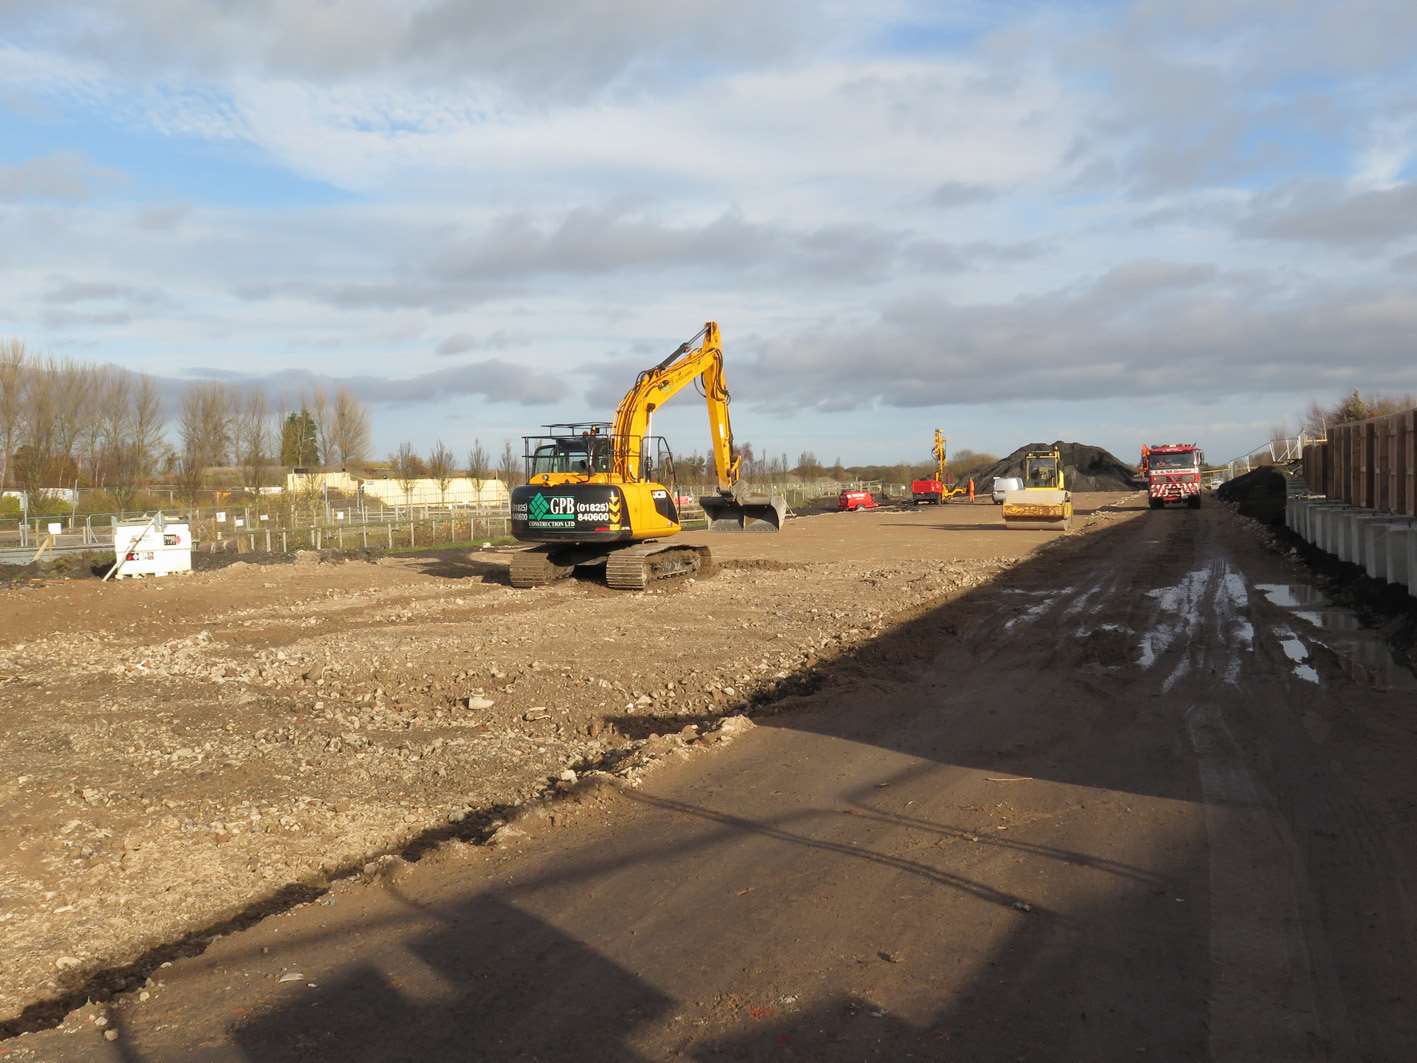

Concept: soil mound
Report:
left=978, top=441, right=1139, bottom=492
left=1216, top=466, right=1288, bottom=525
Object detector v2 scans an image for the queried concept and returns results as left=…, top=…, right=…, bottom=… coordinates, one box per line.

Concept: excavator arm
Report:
left=611, top=321, right=784, bottom=532
left=610, top=322, right=739, bottom=490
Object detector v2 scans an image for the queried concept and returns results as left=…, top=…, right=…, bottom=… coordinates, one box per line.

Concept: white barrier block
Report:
left=1364, top=521, right=1408, bottom=580
left=1386, top=525, right=1413, bottom=587
left=1409, top=526, right=1417, bottom=598
left=1344, top=513, right=1383, bottom=565
left=1317, top=505, right=1352, bottom=554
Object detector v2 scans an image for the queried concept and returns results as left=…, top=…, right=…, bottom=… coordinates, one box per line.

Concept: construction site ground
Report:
left=5, top=491, right=1417, bottom=1060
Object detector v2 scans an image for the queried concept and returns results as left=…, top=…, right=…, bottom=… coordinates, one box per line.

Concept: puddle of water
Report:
left=1291, top=608, right=1362, bottom=633
left=1255, top=583, right=1328, bottom=609
left=1274, top=626, right=1320, bottom=685
left=1309, top=634, right=1417, bottom=691
left=1255, top=580, right=1413, bottom=690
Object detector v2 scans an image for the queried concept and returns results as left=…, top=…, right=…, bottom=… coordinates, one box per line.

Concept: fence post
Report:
left=387, top=524, right=393, bottom=549
left=282, top=530, right=287, bottom=552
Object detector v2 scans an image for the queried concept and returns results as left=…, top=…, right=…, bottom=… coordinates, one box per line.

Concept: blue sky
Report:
left=3, top=0, right=1416, bottom=469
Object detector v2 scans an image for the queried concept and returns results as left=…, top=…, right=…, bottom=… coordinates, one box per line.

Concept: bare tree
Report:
left=427, top=439, right=455, bottom=506
left=497, top=439, right=521, bottom=486
left=466, top=438, right=489, bottom=482
left=131, top=375, right=164, bottom=482
left=331, top=388, right=370, bottom=467
left=176, top=382, right=232, bottom=501
left=0, top=338, right=24, bottom=493
left=309, top=386, right=334, bottom=470
left=77, top=365, right=108, bottom=489
left=235, top=389, right=273, bottom=493
left=94, top=367, right=132, bottom=490
left=108, top=374, right=164, bottom=511
left=392, top=442, right=419, bottom=504
left=14, top=359, right=59, bottom=505
left=50, top=359, right=88, bottom=489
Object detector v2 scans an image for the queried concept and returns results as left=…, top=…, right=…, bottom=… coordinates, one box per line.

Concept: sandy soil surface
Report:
left=0, top=494, right=1133, bottom=1033
left=11, top=494, right=1416, bottom=1062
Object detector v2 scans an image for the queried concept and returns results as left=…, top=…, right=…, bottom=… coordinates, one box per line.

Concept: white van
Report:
left=991, top=477, right=1023, bottom=504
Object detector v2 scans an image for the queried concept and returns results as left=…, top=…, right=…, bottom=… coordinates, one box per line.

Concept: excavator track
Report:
left=605, top=542, right=713, bottom=591
left=508, top=547, right=575, bottom=589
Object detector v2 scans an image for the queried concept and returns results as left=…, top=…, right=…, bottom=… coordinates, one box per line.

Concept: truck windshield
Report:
left=1150, top=452, right=1197, bottom=470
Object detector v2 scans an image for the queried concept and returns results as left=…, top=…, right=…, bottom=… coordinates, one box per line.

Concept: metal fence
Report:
left=0, top=479, right=910, bottom=565
left=1218, top=433, right=1323, bottom=481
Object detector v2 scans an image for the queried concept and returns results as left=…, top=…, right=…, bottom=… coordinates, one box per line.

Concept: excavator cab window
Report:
left=529, top=440, right=591, bottom=476
left=655, top=438, right=677, bottom=491
left=588, top=438, right=614, bottom=474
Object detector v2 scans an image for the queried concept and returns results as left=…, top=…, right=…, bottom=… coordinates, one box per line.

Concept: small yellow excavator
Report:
left=1001, top=447, right=1072, bottom=531
left=508, top=322, right=786, bottom=590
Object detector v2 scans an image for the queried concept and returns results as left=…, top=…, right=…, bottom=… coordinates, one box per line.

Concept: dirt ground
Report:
left=0, top=494, right=1134, bottom=1033
left=9, top=490, right=1416, bottom=1061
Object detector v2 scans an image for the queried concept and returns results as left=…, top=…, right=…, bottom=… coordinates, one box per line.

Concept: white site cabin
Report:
left=112, top=514, right=193, bottom=578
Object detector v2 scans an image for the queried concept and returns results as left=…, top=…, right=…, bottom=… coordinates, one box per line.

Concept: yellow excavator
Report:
left=508, top=322, right=786, bottom=590
left=1001, top=447, right=1072, bottom=531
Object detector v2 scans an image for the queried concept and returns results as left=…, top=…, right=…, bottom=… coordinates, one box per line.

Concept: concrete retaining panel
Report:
left=1344, top=513, right=1386, bottom=565
left=1386, top=525, right=1413, bottom=587
left=1364, top=520, right=1411, bottom=580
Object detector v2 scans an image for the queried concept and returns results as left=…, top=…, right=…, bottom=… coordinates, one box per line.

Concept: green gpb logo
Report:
left=528, top=493, right=550, bottom=520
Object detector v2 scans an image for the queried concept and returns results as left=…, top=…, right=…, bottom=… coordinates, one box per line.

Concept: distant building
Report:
left=285, top=470, right=509, bottom=507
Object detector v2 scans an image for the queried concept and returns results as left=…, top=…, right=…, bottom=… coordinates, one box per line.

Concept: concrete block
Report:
left=1344, top=513, right=1385, bottom=565
left=1323, top=505, right=1358, bottom=554
left=1386, top=525, right=1413, bottom=587
left=1298, top=500, right=1328, bottom=542
left=1343, top=513, right=1377, bottom=566
left=1409, top=527, right=1417, bottom=599
left=1312, top=503, right=1344, bottom=547
left=1314, top=506, right=1349, bottom=553
left=1364, top=520, right=1411, bottom=580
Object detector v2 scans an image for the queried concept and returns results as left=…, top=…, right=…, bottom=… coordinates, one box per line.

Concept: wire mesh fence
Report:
left=0, top=478, right=914, bottom=564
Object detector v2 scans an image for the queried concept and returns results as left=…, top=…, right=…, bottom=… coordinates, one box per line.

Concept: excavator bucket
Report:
left=700, top=491, right=787, bottom=533
left=1002, top=488, right=1072, bottom=531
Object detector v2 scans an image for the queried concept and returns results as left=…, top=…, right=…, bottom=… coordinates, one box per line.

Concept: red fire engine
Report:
left=1145, top=442, right=1203, bottom=509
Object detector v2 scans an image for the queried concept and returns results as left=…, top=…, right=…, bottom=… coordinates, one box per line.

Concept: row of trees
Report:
left=1, top=339, right=166, bottom=509
left=0, top=339, right=373, bottom=508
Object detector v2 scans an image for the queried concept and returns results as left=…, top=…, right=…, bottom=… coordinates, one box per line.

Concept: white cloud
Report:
left=0, top=151, right=121, bottom=201
left=3, top=1, right=1417, bottom=464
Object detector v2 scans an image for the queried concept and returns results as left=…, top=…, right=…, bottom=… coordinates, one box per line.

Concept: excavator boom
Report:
left=613, top=322, right=784, bottom=532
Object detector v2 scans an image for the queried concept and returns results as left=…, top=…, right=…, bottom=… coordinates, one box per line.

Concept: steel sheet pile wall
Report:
left=1303, top=409, right=1416, bottom=517
left=1294, top=409, right=1417, bottom=599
